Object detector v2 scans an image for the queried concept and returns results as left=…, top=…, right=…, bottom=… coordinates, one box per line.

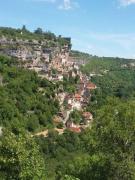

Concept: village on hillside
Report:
left=0, top=35, right=97, bottom=136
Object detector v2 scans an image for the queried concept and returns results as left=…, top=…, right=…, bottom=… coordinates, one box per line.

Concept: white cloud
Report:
left=58, top=0, right=79, bottom=10
left=59, top=0, right=72, bottom=10
left=119, top=0, right=135, bottom=6
left=28, top=0, right=78, bottom=10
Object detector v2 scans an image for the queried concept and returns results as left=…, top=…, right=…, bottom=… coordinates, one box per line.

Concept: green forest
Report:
left=0, top=55, right=59, bottom=133
left=1, top=53, right=135, bottom=180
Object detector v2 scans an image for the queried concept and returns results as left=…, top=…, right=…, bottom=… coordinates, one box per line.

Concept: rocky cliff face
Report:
left=0, top=35, right=72, bottom=83
left=0, top=37, right=60, bottom=61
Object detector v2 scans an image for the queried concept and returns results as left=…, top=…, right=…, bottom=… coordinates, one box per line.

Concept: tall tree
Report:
left=0, top=129, right=46, bottom=179
left=34, top=27, right=43, bottom=35
left=22, top=25, right=27, bottom=32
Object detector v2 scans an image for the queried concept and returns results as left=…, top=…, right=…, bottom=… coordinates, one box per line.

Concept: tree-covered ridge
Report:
left=70, top=50, right=92, bottom=59
left=0, top=26, right=71, bottom=47
left=81, top=58, right=135, bottom=115
left=0, top=55, right=59, bottom=133
left=81, top=56, right=135, bottom=74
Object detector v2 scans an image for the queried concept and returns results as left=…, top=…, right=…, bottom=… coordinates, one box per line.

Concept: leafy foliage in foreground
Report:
left=0, top=129, right=46, bottom=179
left=58, top=98, right=135, bottom=180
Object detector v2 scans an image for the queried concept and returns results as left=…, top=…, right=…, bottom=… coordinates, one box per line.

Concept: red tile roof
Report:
left=75, top=94, right=81, bottom=99
left=86, top=82, right=97, bottom=90
left=69, top=127, right=81, bottom=133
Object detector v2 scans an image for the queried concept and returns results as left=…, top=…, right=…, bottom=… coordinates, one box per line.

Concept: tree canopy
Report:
left=0, top=129, right=46, bottom=179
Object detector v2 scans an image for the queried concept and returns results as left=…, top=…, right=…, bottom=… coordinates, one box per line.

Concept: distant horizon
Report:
left=1, top=0, right=135, bottom=58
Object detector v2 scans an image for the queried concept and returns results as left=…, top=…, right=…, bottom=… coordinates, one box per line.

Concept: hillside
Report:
left=0, top=55, right=59, bottom=133
left=1, top=27, right=135, bottom=180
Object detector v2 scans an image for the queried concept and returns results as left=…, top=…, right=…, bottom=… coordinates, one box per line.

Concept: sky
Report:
left=0, top=0, right=135, bottom=58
